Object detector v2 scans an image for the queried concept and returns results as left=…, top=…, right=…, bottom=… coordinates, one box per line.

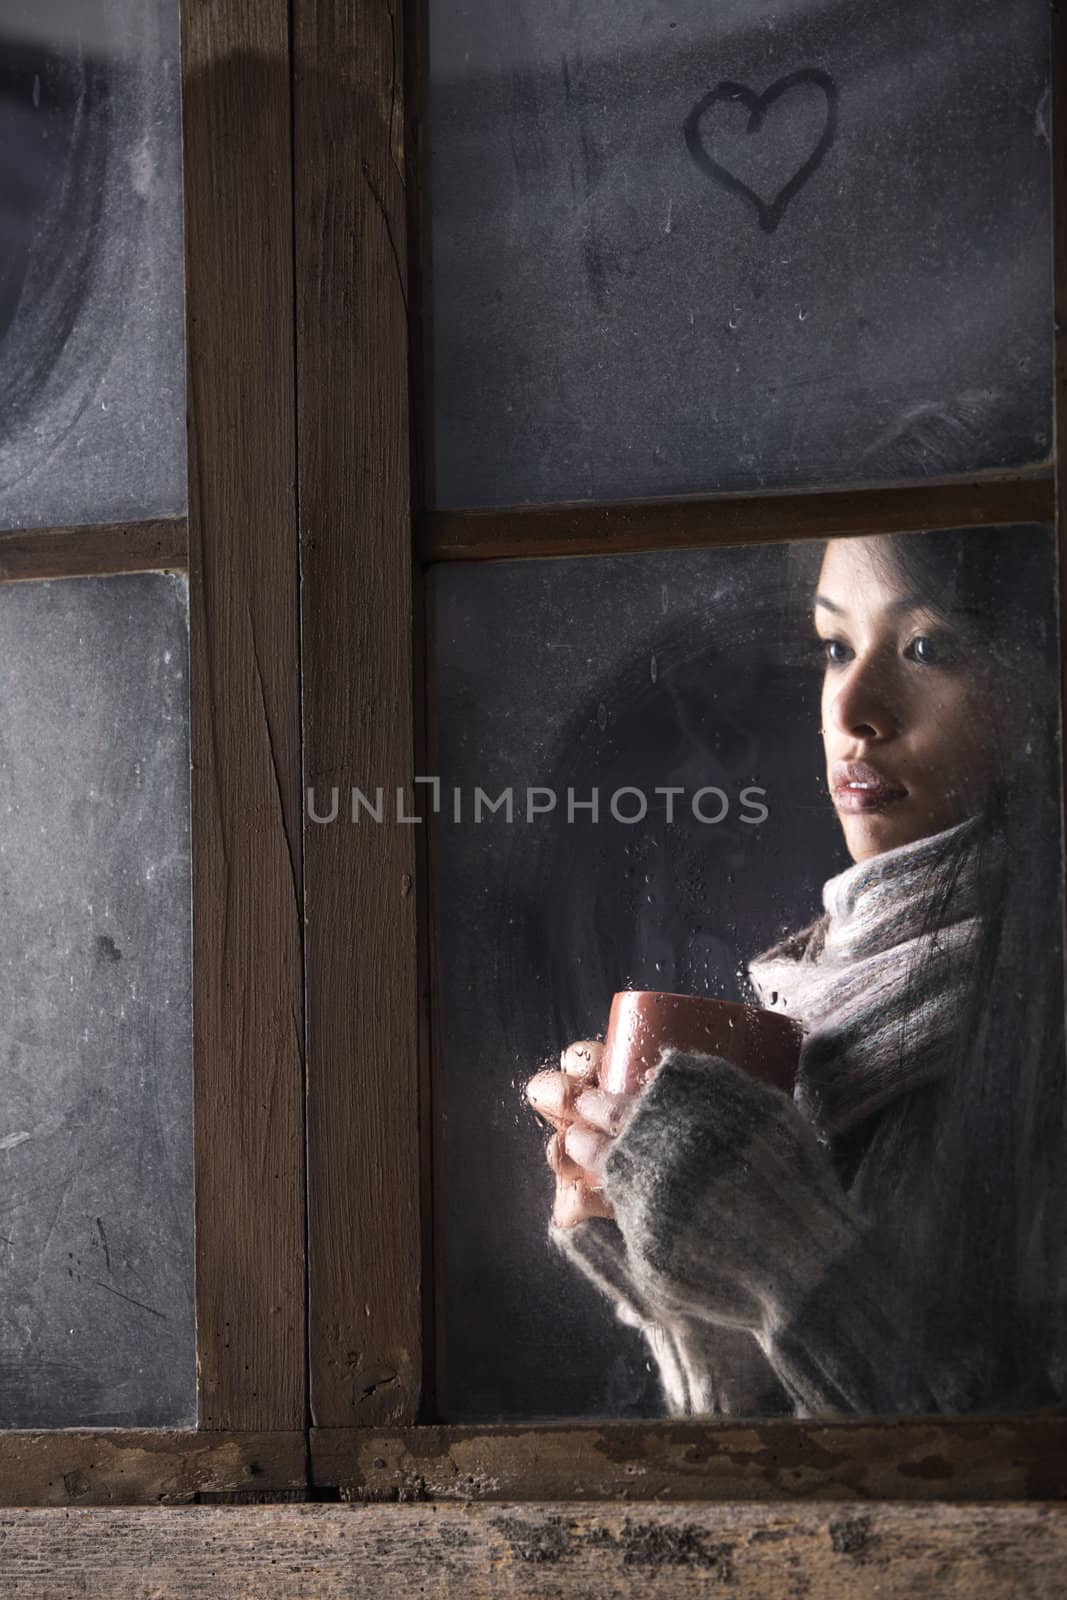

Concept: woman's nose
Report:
left=826, top=659, right=900, bottom=742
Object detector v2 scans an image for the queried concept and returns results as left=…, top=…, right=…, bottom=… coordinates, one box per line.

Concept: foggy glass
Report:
left=0, top=2, right=187, bottom=531
left=428, top=526, right=1064, bottom=1421
left=430, top=0, right=1053, bottom=508
left=0, top=572, right=194, bottom=1427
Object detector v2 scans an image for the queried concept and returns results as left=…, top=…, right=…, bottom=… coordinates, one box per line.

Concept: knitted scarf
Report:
left=747, top=814, right=994, bottom=1136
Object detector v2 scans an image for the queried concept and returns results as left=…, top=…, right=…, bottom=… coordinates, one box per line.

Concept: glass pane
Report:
left=0, top=572, right=193, bottom=1426
left=0, top=2, right=186, bottom=531
left=430, top=0, right=1053, bottom=507
left=428, top=526, right=1065, bottom=1420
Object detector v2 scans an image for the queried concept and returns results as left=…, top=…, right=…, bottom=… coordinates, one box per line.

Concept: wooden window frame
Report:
left=0, top=3, right=306, bottom=1504
left=1, top=0, right=1067, bottom=1587
left=301, top=0, right=1067, bottom=1514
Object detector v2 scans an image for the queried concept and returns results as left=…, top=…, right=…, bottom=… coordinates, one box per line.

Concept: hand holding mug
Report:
left=526, top=996, right=801, bottom=1231
left=525, top=1040, right=637, bottom=1229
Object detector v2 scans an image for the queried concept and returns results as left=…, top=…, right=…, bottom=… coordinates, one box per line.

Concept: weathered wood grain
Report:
left=0, top=1501, right=1064, bottom=1597
left=407, top=0, right=443, bottom=1424
left=419, top=471, right=1055, bottom=562
left=311, top=1414, right=1067, bottom=1503
left=295, top=3, right=422, bottom=1427
left=1055, top=0, right=1067, bottom=823
left=405, top=0, right=434, bottom=516
left=412, top=551, right=441, bottom=1422
left=0, top=518, right=187, bottom=582
left=0, top=1432, right=305, bottom=1507
left=181, top=10, right=305, bottom=1429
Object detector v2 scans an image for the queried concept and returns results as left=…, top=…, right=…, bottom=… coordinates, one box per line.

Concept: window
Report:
left=299, top=0, right=1067, bottom=1517
left=1, top=1, right=1066, bottom=1591
left=0, top=0, right=305, bottom=1498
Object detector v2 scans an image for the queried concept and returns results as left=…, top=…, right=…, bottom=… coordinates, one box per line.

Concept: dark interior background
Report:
left=431, top=540, right=846, bottom=1420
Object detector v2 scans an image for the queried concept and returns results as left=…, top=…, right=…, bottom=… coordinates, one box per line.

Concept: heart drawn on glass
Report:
left=683, top=69, right=839, bottom=234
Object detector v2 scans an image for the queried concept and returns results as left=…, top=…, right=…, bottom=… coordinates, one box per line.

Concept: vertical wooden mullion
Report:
left=407, top=0, right=441, bottom=1425
left=1053, top=2, right=1067, bottom=1081
left=295, top=2, right=422, bottom=1424
left=1056, top=2, right=1067, bottom=540
left=182, top=4, right=306, bottom=1430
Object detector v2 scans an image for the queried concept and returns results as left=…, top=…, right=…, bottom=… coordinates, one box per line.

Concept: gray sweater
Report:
left=552, top=818, right=1062, bottom=1418
left=552, top=1043, right=1045, bottom=1418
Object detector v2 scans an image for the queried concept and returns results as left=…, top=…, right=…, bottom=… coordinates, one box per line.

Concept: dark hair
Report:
left=866, top=524, right=1060, bottom=678
left=832, top=526, right=1066, bottom=1403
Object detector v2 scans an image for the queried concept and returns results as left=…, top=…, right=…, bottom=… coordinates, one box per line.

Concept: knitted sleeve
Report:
left=550, top=1213, right=791, bottom=1416
left=552, top=1048, right=987, bottom=1417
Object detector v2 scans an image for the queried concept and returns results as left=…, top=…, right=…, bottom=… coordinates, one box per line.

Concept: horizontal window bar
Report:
left=418, top=470, right=1055, bottom=563
left=0, top=518, right=188, bottom=584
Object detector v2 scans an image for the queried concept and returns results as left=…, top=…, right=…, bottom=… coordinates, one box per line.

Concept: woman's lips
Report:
left=830, top=760, right=909, bottom=813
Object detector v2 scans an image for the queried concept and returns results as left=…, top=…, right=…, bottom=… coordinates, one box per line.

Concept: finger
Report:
left=573, top=1087, right=635, bottom=1138
left=563, top=1122, right=612, bottom=1179
left=545, top=1131, right=585, bottom=1183
left=525, top=1069, right=575, bottom=1127
left=553, top=1179, right=615, bottom=1230
left=560, top=1039, right=604, bottom=1083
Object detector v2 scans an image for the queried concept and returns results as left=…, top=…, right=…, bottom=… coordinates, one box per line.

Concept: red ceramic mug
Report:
left=598, top=989, right=802, bottom=1099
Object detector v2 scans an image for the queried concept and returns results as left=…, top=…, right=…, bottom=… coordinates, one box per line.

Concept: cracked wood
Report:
left=182, top=3, right=305, bottom=1429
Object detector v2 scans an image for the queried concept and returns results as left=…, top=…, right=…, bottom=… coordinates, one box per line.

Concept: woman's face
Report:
left=815, top=537, right=1024, bottom=863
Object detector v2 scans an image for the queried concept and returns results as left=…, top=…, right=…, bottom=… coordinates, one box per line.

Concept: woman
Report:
left=526, top=527, right=1066, bottom=1417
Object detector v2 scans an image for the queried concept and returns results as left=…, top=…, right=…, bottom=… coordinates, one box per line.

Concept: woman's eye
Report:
left=905, top=634, right=956, bottom=666
left=821, top=638, right=852, bottom=666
